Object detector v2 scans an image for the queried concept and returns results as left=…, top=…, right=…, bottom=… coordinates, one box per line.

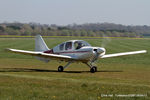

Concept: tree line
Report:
left=0, top=22, right=150, bottom=37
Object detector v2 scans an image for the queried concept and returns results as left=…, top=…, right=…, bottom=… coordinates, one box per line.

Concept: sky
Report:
left=0, top=0, right=150, bottom=25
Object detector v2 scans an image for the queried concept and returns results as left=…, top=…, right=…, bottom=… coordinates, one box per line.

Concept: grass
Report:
left=0, top=37, right=150, bottom=100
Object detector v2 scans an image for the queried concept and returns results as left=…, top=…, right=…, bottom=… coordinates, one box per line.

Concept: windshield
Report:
left=74, top=41, right=91, bottom=50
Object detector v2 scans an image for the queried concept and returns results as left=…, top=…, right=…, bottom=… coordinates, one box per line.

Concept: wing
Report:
left=6, top=48, right=76, bottom=61
left=101, top=50, right=147, bottom=58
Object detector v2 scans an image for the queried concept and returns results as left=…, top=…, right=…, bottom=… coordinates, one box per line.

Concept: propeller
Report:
left=91, top=34, right=110, bottom=62
left=101, top=34, right=111, bottom=48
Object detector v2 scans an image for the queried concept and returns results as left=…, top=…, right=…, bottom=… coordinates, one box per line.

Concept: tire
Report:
left=58, top=66, right=64, bottom=72
left=93, top=66, right=97, bottom=72
left=90, top=67, right=95, bottom=73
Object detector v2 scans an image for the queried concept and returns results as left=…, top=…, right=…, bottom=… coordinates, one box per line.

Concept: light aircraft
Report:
left=6, top=35, right=147, bottom=73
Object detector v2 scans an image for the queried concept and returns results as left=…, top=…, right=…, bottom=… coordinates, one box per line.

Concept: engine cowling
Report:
left=92, top=47, right=106, bottom=62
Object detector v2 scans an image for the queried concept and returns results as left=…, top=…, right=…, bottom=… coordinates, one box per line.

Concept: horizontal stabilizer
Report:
left=36, top=57, right=50, bottom=63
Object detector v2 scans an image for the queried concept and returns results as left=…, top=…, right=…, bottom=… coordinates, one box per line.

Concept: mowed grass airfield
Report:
left=0, top=37, right=150, bottom=100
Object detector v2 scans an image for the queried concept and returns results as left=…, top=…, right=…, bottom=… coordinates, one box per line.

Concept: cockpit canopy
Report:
left=53, top=40, right=91, bottom=52
left=74, top=40, right=91, bottom=50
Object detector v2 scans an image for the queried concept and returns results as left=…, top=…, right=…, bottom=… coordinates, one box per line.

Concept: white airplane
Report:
left=6, top=35, right=147, bottom=73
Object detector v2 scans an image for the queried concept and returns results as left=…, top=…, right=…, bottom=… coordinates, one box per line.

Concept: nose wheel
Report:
left=84, top=62, right=98, bottom=73
left=58, top=66, right=64, bottom=72
left=90, top=66, right=97, bottom=73
left=93, top=66, right=97, bottom=72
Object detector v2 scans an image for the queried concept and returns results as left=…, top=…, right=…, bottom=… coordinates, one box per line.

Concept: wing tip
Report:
left=5, top=48, right=11, bottom=52
left=141, top=50, right=147, bottom=53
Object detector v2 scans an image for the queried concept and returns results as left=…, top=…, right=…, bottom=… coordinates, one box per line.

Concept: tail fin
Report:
left=35, top=35, right=50, bottom=63
left=35, top=35, right=49, bottom=52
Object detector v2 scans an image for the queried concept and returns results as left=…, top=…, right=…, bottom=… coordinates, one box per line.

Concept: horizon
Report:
left=1, top=22, right=150, bottom=26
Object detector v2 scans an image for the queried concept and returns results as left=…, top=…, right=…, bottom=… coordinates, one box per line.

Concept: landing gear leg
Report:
left=58, top=61, right=72, bottom=72
left=84, top=63, right=97, bottom=73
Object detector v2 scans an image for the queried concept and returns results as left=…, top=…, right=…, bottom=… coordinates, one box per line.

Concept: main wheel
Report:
left=58, top=66, right=64, bottom=72
left=93, top=66, right=97, bottom=72
left=90, top=67, right=95, bottom=73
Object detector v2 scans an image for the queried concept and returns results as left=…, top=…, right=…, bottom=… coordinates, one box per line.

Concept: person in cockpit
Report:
left=76, top=42, right=83, bottom=49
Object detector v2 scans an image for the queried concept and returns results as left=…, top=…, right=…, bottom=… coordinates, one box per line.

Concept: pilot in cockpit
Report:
left=76, top=42, right=83, bottom=49
left=76, top=42, right=81, bottom=49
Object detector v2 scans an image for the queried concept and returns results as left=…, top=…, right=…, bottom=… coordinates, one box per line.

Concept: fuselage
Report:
left=44, top=40, right=106, bottom=62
